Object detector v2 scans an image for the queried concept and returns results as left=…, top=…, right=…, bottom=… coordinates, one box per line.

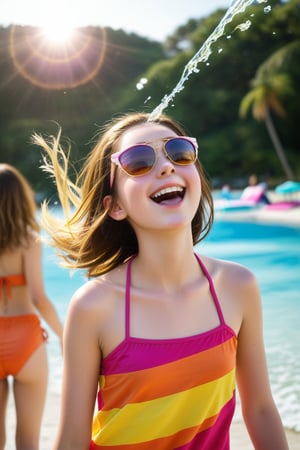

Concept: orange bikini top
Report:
left=0, top=274, right=26, bottom=300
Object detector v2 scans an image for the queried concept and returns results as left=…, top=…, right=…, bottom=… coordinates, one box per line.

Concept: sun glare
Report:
left=40, top=22, right=76, bottom=45
left=10, top=17, right=107, bottom=90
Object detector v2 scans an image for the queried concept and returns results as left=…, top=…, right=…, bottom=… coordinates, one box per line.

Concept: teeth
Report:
left=152, top=186, right=183, bottom=199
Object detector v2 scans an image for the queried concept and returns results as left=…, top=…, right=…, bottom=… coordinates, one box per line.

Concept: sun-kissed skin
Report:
left=36, top=116, right=288, bottom=450
left=0, top=164, right=63, bottom=450
left=0, top=239, right=52, bottom=450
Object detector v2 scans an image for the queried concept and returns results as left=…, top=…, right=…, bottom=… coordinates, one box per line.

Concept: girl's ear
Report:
left=103, top=195, right=127, bottom=221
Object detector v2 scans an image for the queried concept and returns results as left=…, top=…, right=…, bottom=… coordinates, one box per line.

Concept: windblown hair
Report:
left=0, top=163, right=40, bottom=251
left=33, top=112, right=214, bottom=277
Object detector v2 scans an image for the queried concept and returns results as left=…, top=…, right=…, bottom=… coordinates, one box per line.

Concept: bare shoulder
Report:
left=66, top=263, right=128, bottom=351
left=199, top=253, right=258, bottom=288
left=23, top=230, right=41, bottom=254
left=70, top=275, right=118, bottom=313
left=27, top=229, right=41, bottom=245
left=70, top=271, right=117, bottom=316
left=66, top=263, right=129, bottom=355
left=196, top=254, right=261, bottom=333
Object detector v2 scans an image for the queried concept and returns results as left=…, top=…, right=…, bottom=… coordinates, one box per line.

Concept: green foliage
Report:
left=0, top=0, right=299, bottom=193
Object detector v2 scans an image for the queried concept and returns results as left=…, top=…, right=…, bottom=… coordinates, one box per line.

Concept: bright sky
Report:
left=1, top=0, right=231, bottom=41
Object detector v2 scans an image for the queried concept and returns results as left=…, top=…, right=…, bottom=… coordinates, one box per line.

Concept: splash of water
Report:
left=148, top=0, right=268, bottom=121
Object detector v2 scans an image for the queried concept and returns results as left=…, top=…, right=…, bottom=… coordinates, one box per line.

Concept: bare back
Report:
left=0, top=238, right=38, bottom=316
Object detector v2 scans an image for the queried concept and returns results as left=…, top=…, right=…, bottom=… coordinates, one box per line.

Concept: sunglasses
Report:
left=110, top=136, right=198, bottom=188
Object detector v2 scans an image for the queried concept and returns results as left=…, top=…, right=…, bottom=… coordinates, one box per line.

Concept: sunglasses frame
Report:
left=110, top=136, right=198, bottom=188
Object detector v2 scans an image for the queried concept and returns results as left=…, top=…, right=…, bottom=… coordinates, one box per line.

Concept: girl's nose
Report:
left=156, top=151, right=176, bottom=177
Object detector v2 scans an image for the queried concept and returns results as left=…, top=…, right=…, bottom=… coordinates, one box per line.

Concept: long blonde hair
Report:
left=33, top=112, right=214, bottom=277
left=0, top=163, right=40, bottom=251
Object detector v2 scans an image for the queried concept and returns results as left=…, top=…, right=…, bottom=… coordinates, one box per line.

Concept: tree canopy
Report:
left=0, top=0, right=299, bottom=196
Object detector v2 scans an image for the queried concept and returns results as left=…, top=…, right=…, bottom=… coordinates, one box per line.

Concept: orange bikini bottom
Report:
left=0, top=314, right=48, bottom=379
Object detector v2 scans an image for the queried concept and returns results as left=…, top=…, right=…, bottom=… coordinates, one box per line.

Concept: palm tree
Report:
left=239, top=69, right=295, bottom=180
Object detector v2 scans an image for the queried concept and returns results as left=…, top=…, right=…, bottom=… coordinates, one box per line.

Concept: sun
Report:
left=40, top=21, right=77, bottom=45
left=10, top=22, right=107, bottom=90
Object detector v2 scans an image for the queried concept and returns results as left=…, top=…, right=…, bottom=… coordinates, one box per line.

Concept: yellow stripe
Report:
left=100, top=336, right=237, bottom=408
left=92, top=368, right=235, bottom=445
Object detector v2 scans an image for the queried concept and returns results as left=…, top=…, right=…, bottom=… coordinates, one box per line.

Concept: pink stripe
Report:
left=175, top=396, right=235, bottom=450
left=194, top=254, right=225, bottom=325
left=103, top=332, right=236, bottom=374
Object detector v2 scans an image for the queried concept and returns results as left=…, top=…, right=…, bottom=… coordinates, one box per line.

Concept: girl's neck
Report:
left=131, top=233, right=199, bottom=294
left=137, top=225, right=193, bottom=255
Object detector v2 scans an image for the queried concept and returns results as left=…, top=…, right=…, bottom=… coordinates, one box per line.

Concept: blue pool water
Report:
left=43, top=219, right=300, bottom=431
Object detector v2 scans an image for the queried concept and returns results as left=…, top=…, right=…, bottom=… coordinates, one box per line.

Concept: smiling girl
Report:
left=33, top=112, right=288, bottom=449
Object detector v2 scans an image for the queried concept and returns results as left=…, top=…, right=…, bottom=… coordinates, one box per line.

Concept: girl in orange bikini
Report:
left=0, top=164, right=63, bottom=450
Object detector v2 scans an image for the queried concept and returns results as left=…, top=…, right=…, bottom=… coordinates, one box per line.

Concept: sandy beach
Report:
left=5, top=203, right=300, bottom=449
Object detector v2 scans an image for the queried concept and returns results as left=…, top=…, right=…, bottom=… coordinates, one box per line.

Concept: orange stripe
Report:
left=101, top=336, right=236, bottom=409
left=91, top=414, right=218, bottom=449
left=94, top=370, right=235, bottom=445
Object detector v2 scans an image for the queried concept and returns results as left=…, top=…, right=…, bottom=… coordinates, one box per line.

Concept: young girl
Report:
left=0, top=164, right=63, bottom=450
left=34, top=112, right=288, bottom=449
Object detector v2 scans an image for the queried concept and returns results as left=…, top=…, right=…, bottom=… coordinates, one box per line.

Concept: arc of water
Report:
left=148, top=0, right=267, bottom=121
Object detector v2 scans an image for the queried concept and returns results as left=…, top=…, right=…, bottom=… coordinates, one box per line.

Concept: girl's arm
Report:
left=236, top=271, right=288, bottom=450
left=24, top=235, right=63, bottom=343
left=53, top=288, right=101, bottom=449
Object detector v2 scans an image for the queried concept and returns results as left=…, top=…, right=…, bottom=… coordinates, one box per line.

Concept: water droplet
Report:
left=148, top=0, right=262, bottom=121
left=144, top=96, right=151, bottom=104
left=136, top=77, right=148, bottom=91
left=206, top=62, right=210, bottom=66
left=264, top=5, right=272, bottom=13
left=218, top=47, right=223, bottom=53
left=235, top=20, right=252, bottom=32
left=272, top=31, right=276, bottom=35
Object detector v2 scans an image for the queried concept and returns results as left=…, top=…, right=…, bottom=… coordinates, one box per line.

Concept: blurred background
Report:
left=0, top=0, right=299, bottom=200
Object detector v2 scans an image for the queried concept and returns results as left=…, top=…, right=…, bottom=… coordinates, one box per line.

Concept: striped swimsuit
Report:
left=90, top=254, right=237, bottom=449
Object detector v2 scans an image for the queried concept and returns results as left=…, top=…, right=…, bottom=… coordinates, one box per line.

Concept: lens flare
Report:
left=40, top=23, right=76, bottom=45
left=9, top=25, right=107, bottom=90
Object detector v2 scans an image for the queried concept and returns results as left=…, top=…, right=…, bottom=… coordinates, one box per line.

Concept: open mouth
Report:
left=151, top=186, right=185, bottom=204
